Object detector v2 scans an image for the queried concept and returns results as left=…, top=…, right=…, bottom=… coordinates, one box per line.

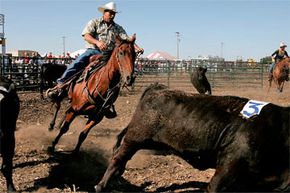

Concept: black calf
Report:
left=0, top=77, right=20, bottom=191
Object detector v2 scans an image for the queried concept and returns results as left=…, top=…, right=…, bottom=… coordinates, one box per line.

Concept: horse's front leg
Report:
left=279, top=81, right=285, bottom=92
left=49, top=101, right=61, bottom=131
left=48, top=109, right=76, bottom=153
left=72, top=115, right=104, bottom=154
left=267, top=78, right=273, bottom=93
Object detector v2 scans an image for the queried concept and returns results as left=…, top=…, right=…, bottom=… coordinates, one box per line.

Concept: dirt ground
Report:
left=1, top=82, right=290, bottom=192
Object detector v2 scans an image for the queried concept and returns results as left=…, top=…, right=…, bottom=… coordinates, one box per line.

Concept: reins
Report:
left=80, top=40, right=141, bottom=115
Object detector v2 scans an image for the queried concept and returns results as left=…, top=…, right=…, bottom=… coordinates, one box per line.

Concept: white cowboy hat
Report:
left=98, top=2, right=118, bottom=13
left=280, top=42, right=287, bottom=48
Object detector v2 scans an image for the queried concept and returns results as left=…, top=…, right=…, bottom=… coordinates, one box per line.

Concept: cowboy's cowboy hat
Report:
left=280, top=42, right=287, bottom=48
left=98, top=2, right=118, bottom=13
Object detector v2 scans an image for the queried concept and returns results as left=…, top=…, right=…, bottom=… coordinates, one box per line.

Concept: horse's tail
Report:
left=112, top=126, right=128, bottom=155
left=40, top=63, right=46, bottom=99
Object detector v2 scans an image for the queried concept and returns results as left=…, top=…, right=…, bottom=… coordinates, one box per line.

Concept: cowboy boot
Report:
left=46, top=84, right=66, bottom=101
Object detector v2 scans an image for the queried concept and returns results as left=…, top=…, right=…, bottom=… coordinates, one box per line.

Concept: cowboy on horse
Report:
left=268, top=42, right=289, bottom=81
left=46, top=1, right=143, bottom=108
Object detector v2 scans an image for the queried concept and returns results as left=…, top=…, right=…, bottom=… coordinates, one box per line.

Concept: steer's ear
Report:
left=202, top=67, right=207, bottom=73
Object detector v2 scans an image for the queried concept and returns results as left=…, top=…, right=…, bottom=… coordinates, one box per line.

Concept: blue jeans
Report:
left=57, top=48, right=101, bottom=84
left=269, top=62, right=275, bottom=73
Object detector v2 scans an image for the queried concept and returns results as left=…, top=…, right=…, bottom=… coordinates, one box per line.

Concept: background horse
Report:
left=48, top=35, right=137, bottom=153
left=40, top=63, right=67, bottom=99
left=268, top=57, right=290, bottom=92
left=0, top=76, right=20, bottom=191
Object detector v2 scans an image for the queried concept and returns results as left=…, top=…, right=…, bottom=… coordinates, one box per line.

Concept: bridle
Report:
left=85, top=41, right=139, bottom=112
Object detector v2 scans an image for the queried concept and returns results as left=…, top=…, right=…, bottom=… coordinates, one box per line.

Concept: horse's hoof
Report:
left=48, top=124, right=54, bottom=131
left=7, top=184, right=16, bottom=192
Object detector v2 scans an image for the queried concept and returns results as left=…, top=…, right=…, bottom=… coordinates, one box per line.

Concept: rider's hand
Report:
left=272, top=58, right=275, bottom=63
left=96, top=40, right=107, bottom=51
left=136, top=47, right=144, bottom=54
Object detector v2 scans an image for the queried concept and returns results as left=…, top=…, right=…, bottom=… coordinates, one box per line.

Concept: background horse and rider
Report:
left=268, top=57, right=290, bottom=92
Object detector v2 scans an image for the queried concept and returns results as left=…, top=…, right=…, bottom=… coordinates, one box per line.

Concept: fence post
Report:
left=167, top=61, right=170, bottom=88
left=261, top=63, right=264, bottom=88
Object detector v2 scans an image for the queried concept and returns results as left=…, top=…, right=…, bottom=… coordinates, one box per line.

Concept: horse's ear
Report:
left=115, top=35, right=122, bottom=46
left=131, top=34, right=136, bottom=43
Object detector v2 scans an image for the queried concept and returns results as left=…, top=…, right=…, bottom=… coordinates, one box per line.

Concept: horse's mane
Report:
left=277, top=57, right=290, bottom=65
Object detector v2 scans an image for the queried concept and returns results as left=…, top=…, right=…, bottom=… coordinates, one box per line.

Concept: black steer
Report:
left=0, top=77, right=20, bottom=191
left=40, top=63, right=67, bottom=99
left=96, top=83, right=289, bottom=192
left=190, top=66, right=211, bottom=94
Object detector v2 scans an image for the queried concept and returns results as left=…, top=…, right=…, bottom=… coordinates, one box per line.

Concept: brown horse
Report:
left=268, top=57, right=290, bottom=92
left=48, top=34, right=137, bottom=153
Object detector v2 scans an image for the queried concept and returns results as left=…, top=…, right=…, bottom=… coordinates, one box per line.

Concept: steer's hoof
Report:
left=47, top=146, right=55, bottom=154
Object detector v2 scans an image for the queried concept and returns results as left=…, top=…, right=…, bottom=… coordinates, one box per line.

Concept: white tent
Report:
left=70, top=49, right=86, bottom=58
left=146, top=51, right=176, bottom=60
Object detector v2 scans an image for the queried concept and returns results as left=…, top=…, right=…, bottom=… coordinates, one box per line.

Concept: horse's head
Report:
left=114, top=34, right=136, bottom=86
left=285, top=57, right=290, bottom=66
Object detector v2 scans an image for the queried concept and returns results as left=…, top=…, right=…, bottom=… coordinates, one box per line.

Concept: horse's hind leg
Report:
left=72, top=115, right=104, bottom=154
left=49, top=101, right=61, bottom=131
left=49, top=108, right=76, bottom=152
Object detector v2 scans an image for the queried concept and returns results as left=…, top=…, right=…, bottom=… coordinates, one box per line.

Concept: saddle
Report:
left=67, top=52, right=118, bottom=118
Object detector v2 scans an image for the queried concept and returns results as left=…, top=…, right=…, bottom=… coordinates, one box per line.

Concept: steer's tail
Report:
left=112, top=126, right=128, bottom=155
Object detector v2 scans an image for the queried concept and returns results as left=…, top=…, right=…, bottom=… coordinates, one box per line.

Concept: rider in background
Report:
left=47, top=1, right=143, bottom=99
left=268, top=42, right=288, bottom=81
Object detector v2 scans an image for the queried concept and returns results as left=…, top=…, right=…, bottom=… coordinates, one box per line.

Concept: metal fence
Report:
left=133, top=59, right=269, bottom=92
left=0, top=55, right=71, bottom=90
left=0, top=55, right=270, bottom=92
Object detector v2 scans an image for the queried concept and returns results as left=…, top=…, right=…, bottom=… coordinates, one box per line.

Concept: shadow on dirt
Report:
left=18, top=149, right=143, bottom=192
left=156, top=181, right=208, bottom=192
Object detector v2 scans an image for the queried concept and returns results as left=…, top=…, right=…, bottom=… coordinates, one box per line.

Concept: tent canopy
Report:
left=70, top=49, right=86, bottom=58
left=146, top=51, right=176, bottom=60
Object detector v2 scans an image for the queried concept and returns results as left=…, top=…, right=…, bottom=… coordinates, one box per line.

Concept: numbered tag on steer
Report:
left=240, top=100, right=269, bottom=119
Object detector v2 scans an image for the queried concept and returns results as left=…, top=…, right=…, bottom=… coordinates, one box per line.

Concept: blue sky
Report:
left=1, top=0, right=290, bottom=61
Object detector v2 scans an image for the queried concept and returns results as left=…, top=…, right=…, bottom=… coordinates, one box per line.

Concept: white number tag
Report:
left=240, top=100, right=269, bottom=119
left=0, top=93, right=3, bottom=101
left=0, top=86, right=8, bottom=102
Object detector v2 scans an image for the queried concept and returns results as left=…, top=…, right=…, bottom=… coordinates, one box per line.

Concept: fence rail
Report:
left=0, top=56, right=270, bottom=92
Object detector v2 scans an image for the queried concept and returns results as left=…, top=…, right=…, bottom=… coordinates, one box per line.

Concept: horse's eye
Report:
left=119, top=52, right=124, bottom=56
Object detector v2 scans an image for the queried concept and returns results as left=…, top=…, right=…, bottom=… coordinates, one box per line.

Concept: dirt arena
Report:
left=1, top=82, right=290, bottom=192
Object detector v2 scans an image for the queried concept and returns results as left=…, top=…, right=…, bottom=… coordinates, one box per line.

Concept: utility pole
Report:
left=220, top=42, right=224, bottom=59
left=0, top=14, right=5, bottom=76
left=62, top=36, right=66, bottom=56
left=175, top=32, right=181, bottom=59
